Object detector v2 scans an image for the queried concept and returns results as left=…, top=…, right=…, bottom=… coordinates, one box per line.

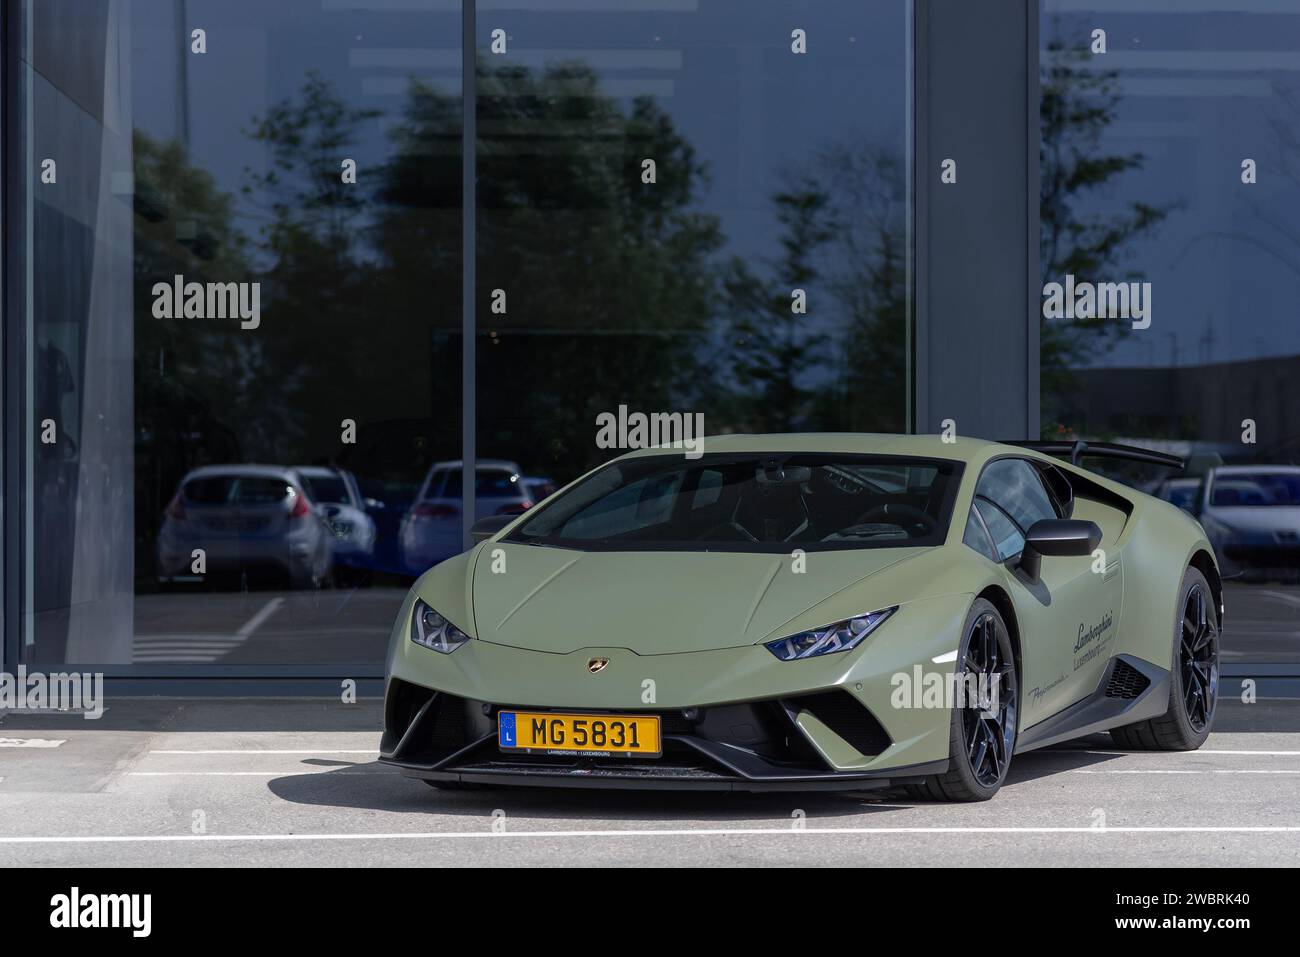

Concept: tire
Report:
left=907, top=598, right=1019, bottom=802
left=1110, top=566, right=1218, bottom=751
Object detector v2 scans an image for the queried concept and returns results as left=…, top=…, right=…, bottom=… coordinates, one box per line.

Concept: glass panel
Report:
left=976, top=459, right=1057, bottom=532
left=976, top=500, right=1025, bottom=564
left=963, top=509, right=998, bottom=562
left=476, top=1, right=912, bottom=488
left=1041, top=2, right=1300, bottom=664
left=16, top=0, right=462, bottom=666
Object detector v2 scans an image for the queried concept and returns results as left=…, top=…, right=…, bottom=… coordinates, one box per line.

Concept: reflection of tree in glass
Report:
left=133, top=130, right=254, bottom=551
left=136, top=57, right=912, bottom=517
left=471, top=61, right=723, bottom=478
left=718, top=145, right=907, bottom=435
left=723, top=182, right=832, bottom=433
left=244, top=74, right=399, bottom=467
left=1040, top=35, right=1171, bottom=435
left=809, top=145, right=908, bottom=434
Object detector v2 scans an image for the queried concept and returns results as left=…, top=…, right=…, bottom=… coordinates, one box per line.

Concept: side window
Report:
left=433, top=469, right=453, bottom=499
left=963, top=509, right=998, bottom=561
left=692, top=469, right=723, bottom=509
left=976, top=500, right=1025, bottom=562
left=976, top=459, right=1058, bottom=531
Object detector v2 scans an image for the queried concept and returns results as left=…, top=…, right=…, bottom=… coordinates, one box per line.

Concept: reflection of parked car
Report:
left=295, top=466, right=377, bottom=575
left=158, top=465, right=333, bottom=589
left=522, top=475, right=557, bottom=503
left=1163, top=466, right=1300, bottom=582
left=399, top=459, right=529, bottom=572
left=1152, top=477, right=1204, bottom=513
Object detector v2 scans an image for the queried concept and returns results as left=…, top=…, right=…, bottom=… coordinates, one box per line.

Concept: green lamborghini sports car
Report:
left=380, top=434, right=1221, bottom=800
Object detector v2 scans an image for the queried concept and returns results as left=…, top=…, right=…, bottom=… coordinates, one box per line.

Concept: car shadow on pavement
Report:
left=999, top=734, right=1129, bottom=787
left=267, top=735, right=1130, bottom=819
left=267, top=763, right=905, bottom=821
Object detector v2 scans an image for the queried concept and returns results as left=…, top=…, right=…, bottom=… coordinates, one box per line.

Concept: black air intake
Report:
left=1105, top=659, right=1150, bottom=700
left=785, top=691, right=892, bottom=757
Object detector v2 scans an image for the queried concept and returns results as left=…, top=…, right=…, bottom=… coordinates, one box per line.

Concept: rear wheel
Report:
left=906, top=598, right=1018, bottom=802
left=1110, top=567, right=1218, bottom=751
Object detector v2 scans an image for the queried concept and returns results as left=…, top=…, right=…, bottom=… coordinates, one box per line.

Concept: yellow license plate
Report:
left=498, top=711, right=661, bottom=757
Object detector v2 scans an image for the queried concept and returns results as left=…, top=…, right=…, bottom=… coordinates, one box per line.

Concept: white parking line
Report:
left=1041, top=748, right=1300, bottom=756
left=133, top=597, right=287, bottom=664
left=129, top=771, right=396, bottom=777
left=149, top=749, right=376, bottom=755
left=1072, top=769, right=1300, bottom=774
left=1, top=826, right=1300, bottom=845
left=237, top=597, right=285, bottom=637
left=0, top=738, right=65, bottom=748
left=1259, top=590, right=1300, bottom=609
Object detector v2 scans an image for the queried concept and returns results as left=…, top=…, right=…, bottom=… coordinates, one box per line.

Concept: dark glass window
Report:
left=476, top=2, right=912, bottom=487
left=1041, top=1, right=1300, bottom=664
left=17, top=0, right=462, bottom=666
left=11, top=1, right=913, bottom=671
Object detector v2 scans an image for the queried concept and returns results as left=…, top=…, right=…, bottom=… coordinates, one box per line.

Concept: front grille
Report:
left=1105, top=659, right=1150, bottom=700
left=784, top=691, right=892, bottom=757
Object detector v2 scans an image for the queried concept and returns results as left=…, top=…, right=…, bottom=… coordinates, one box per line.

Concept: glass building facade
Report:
left=2, top=1, right=1298, bottom=682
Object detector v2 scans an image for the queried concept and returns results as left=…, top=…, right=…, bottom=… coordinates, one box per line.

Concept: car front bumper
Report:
left=379, top=590, right=973, bottom=791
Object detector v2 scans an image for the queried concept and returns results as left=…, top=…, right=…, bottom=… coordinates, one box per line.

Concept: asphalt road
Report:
left=2, top=696, right=1299, bottom=867
left=126, top=579, right=1300, bottom=666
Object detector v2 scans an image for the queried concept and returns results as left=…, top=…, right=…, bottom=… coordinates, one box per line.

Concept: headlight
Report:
left=764, top=607, right=897, bottom=661
left=410, top=599, right=471, bottom=654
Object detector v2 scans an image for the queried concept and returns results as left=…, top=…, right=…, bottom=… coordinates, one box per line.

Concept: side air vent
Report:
left=785, top=691, right=892, bottom=757
left=1105, top=659, right=1150, bottom=700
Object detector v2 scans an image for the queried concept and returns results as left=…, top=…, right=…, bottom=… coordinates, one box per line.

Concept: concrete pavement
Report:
left=2, top=695, right=1299, bottom=866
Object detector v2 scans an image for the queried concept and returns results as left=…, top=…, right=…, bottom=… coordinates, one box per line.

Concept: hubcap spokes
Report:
left=1180, top=584, right=1218, bottom=733
left=961, top=613, right=1017, bottom=787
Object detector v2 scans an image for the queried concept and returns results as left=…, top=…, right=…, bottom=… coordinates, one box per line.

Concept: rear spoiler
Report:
left=999, top=440, right=1185, bottom=471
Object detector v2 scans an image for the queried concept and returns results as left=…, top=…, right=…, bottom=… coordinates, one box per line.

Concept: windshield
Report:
left=507, top=453, right=961, bottom=552
left=1211, top=473, right=1300, bottom=507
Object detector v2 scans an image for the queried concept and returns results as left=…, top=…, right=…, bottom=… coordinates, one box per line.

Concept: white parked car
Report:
left=295, top=466, right=378, bottom=576
left=399, top=459, right=530, bottom=572
left=1161, top=465, right=1300, bottom=582
left=157, top=465, right=334, bottom=589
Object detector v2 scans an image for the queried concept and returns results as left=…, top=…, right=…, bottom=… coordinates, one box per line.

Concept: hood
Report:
left=469, top=543, right=925, bottom=655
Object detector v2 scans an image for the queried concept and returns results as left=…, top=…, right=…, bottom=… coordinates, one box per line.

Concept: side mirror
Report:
left=471, top=514, right=514, bottom=544
left=1018, top=519, right=1101, bottom=583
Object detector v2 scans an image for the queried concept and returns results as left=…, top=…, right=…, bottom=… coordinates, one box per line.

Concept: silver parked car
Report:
left=399, top=459, right=530, bottom=572
left=157, top=465, right=334, bottom=589
left=1159, top=465, right=1300, bottom=582
left=295, top=466, right=378, bottom=574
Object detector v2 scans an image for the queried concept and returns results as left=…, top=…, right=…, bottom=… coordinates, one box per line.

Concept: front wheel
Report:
left=906, top=598, right=1018, bottom=802
left=1110, top=567, right=1218, bottom=751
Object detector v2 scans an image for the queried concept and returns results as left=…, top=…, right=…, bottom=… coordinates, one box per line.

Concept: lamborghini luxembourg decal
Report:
left=1074, top=610, right=1116, bottom=671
